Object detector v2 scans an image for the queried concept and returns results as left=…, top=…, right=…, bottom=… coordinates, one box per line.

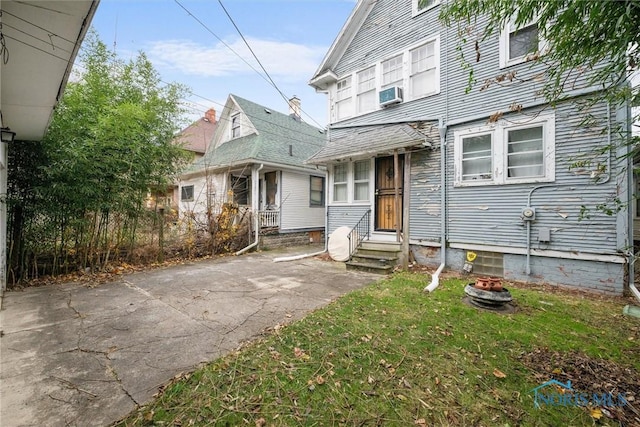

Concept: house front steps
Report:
left=346, top=241, right=402, bottom=274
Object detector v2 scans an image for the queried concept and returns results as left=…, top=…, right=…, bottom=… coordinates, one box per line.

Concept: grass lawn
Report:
left=115, top=272, right=640, bottom=426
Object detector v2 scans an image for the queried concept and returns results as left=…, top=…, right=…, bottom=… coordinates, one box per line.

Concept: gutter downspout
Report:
left=236, top=164, right=264, bottom=255
left=425, top=120, right=448, bottom=292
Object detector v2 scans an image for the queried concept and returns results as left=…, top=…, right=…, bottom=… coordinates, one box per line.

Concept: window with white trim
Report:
left=507, top=126, right=544, bottom=178
left=461, top=133, right=493, bottom=182
left=382, top=55, right=403, bottom=90
left=410, top=40, right=437, bottom=98
left=412, top=0, right=439, bottom=16
left=231, top=113, right=241, bottom=138
left=454, top=112, right=555, bottom=186
left=353, top=160, right=370, bottom=201
left=336, top=77, right=353, bottom=120
left=357, top=67, right=376, bottom=114
left=333, top=163, right=348, bottom=202
left=499, top=18, right=542, bottom=68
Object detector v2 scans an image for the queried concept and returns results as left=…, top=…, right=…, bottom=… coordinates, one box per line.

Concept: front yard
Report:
left=115, top=272, right=640, bottom=426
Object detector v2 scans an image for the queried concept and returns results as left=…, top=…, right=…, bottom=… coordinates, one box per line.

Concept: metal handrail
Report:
left=347, top=209, right=371, bottom=259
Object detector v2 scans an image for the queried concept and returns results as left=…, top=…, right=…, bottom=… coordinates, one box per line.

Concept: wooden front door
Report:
left=375, top=155, right=404, bottom=231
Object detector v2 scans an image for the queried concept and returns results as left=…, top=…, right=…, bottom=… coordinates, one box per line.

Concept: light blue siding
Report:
left=317, top=0, right=630, bottom=293
left=409, top=148, right=441, bottom=242
left=328, top=205, right=371, bottom=235
left=446, top=100, right=620, bottom=255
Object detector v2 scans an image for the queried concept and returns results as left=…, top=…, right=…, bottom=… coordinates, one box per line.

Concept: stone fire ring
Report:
left=463, top=284, right=516, bottom=314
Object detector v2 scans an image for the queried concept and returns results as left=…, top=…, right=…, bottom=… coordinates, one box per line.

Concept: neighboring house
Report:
left=0, top=0, right=99, bottom=297
left=308, top=0, right=634, bottom=294
left=146, top=108, right=218, bottom=211
left=178, top=94, right=327, bottom=247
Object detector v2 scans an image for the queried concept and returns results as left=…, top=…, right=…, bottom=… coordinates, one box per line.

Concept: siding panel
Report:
left=328, top=205, right=371, bottom=234
left=409, top=148, right=441, bottom=242
left=280, top=171, right=326, bottom=231
left=445, top=100, right=620, bottom=255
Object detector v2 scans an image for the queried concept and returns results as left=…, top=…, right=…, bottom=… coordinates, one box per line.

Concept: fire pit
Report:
left=463, top=278, right=515, bottom=313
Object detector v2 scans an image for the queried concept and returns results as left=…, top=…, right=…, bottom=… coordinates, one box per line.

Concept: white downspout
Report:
left=425, top=120, right=448, bottom=292
left=236, top=163, right=264, bottom=255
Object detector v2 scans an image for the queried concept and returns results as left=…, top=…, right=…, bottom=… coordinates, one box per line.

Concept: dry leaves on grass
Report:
left=521, top=348, right=640, bottom=425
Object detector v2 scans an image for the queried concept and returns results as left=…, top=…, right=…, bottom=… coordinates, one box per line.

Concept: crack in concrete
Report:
left=222, top=299, right=268, bottom=337
left=105, top=355, right=139, bottom=408
left=65, top=294, right=139, bottom=409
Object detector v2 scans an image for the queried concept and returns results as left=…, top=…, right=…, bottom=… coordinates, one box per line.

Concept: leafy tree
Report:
left=7, top=31, right=191, bottom=281
left=437, top=0, right=638, bottom=139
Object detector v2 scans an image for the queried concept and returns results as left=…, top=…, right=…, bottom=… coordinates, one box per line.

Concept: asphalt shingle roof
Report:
left=307, top=123, right=439, bottom=164
left=188, top=95, right=326, bottom=174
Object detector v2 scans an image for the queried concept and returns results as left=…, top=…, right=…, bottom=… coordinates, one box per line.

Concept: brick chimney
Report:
left=204, top=108, right=216, bottom=123
left=288, top=96, right=301, bottom=120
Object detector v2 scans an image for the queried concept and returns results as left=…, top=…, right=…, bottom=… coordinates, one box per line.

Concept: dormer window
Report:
left=231, top=113, right=241, bottom=138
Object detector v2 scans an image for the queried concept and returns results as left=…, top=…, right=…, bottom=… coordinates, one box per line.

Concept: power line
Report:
left=215, top=0, right=324, bottom=129
left=4, top=18, right=326, bottom=146
left=172, top=0, right=273, bottom=90
left=0, top=8, right=77, bottom=45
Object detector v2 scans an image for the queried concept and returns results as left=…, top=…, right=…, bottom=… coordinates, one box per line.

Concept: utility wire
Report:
left=4, top=17, right=326, bottom=144
left=215, top=0, right=324, bottom=129
left=173, top=0, right=274, bottom=90
left=1, top=8, right=76, bottom=45
left=2, top=22, right=73, bottom=54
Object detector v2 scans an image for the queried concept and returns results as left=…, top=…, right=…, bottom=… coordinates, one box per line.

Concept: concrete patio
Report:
left=0, top=248, right=379, bottom=426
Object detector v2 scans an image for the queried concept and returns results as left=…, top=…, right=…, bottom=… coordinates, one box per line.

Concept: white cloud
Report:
left=146, top=37, right=325, bottom=80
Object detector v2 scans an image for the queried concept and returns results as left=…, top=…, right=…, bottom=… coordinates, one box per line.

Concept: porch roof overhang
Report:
left=180, top=159, right=324, bottom=181
left=306, top=123, right=438, bottom=165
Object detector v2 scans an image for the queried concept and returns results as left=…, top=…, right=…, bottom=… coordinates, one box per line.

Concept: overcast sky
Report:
left=90, top=0, right=356, bottom=129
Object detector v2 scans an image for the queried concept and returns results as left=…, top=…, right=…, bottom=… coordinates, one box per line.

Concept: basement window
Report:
left=470, top=251, right=504, bottom=276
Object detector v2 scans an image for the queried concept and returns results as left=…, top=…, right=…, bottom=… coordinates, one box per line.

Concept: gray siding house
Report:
left=179, top=95, right=327, bottom=247
left=308, top=0, right=634, bottom=294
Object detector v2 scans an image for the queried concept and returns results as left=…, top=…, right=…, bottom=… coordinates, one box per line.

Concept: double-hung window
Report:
left=500, top=18, right=542, bottom=68
left=335, top=77, right=353, bottom=120
left=333, top=164, right=348, bottom=202
left=454, top=112, right=555, bottom=186
left=231, top=114, right=241, bottom=138
left=353, top=160, right=370, bottom=201
left=382, top=55, right=403, bottom=90
left=356, top=67, right=376, bottom=114
left=410, top=40, right=437, bottom=98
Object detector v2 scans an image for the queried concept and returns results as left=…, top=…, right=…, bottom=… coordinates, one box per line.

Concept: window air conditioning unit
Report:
left=379, top=86, right=403, bottom=107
